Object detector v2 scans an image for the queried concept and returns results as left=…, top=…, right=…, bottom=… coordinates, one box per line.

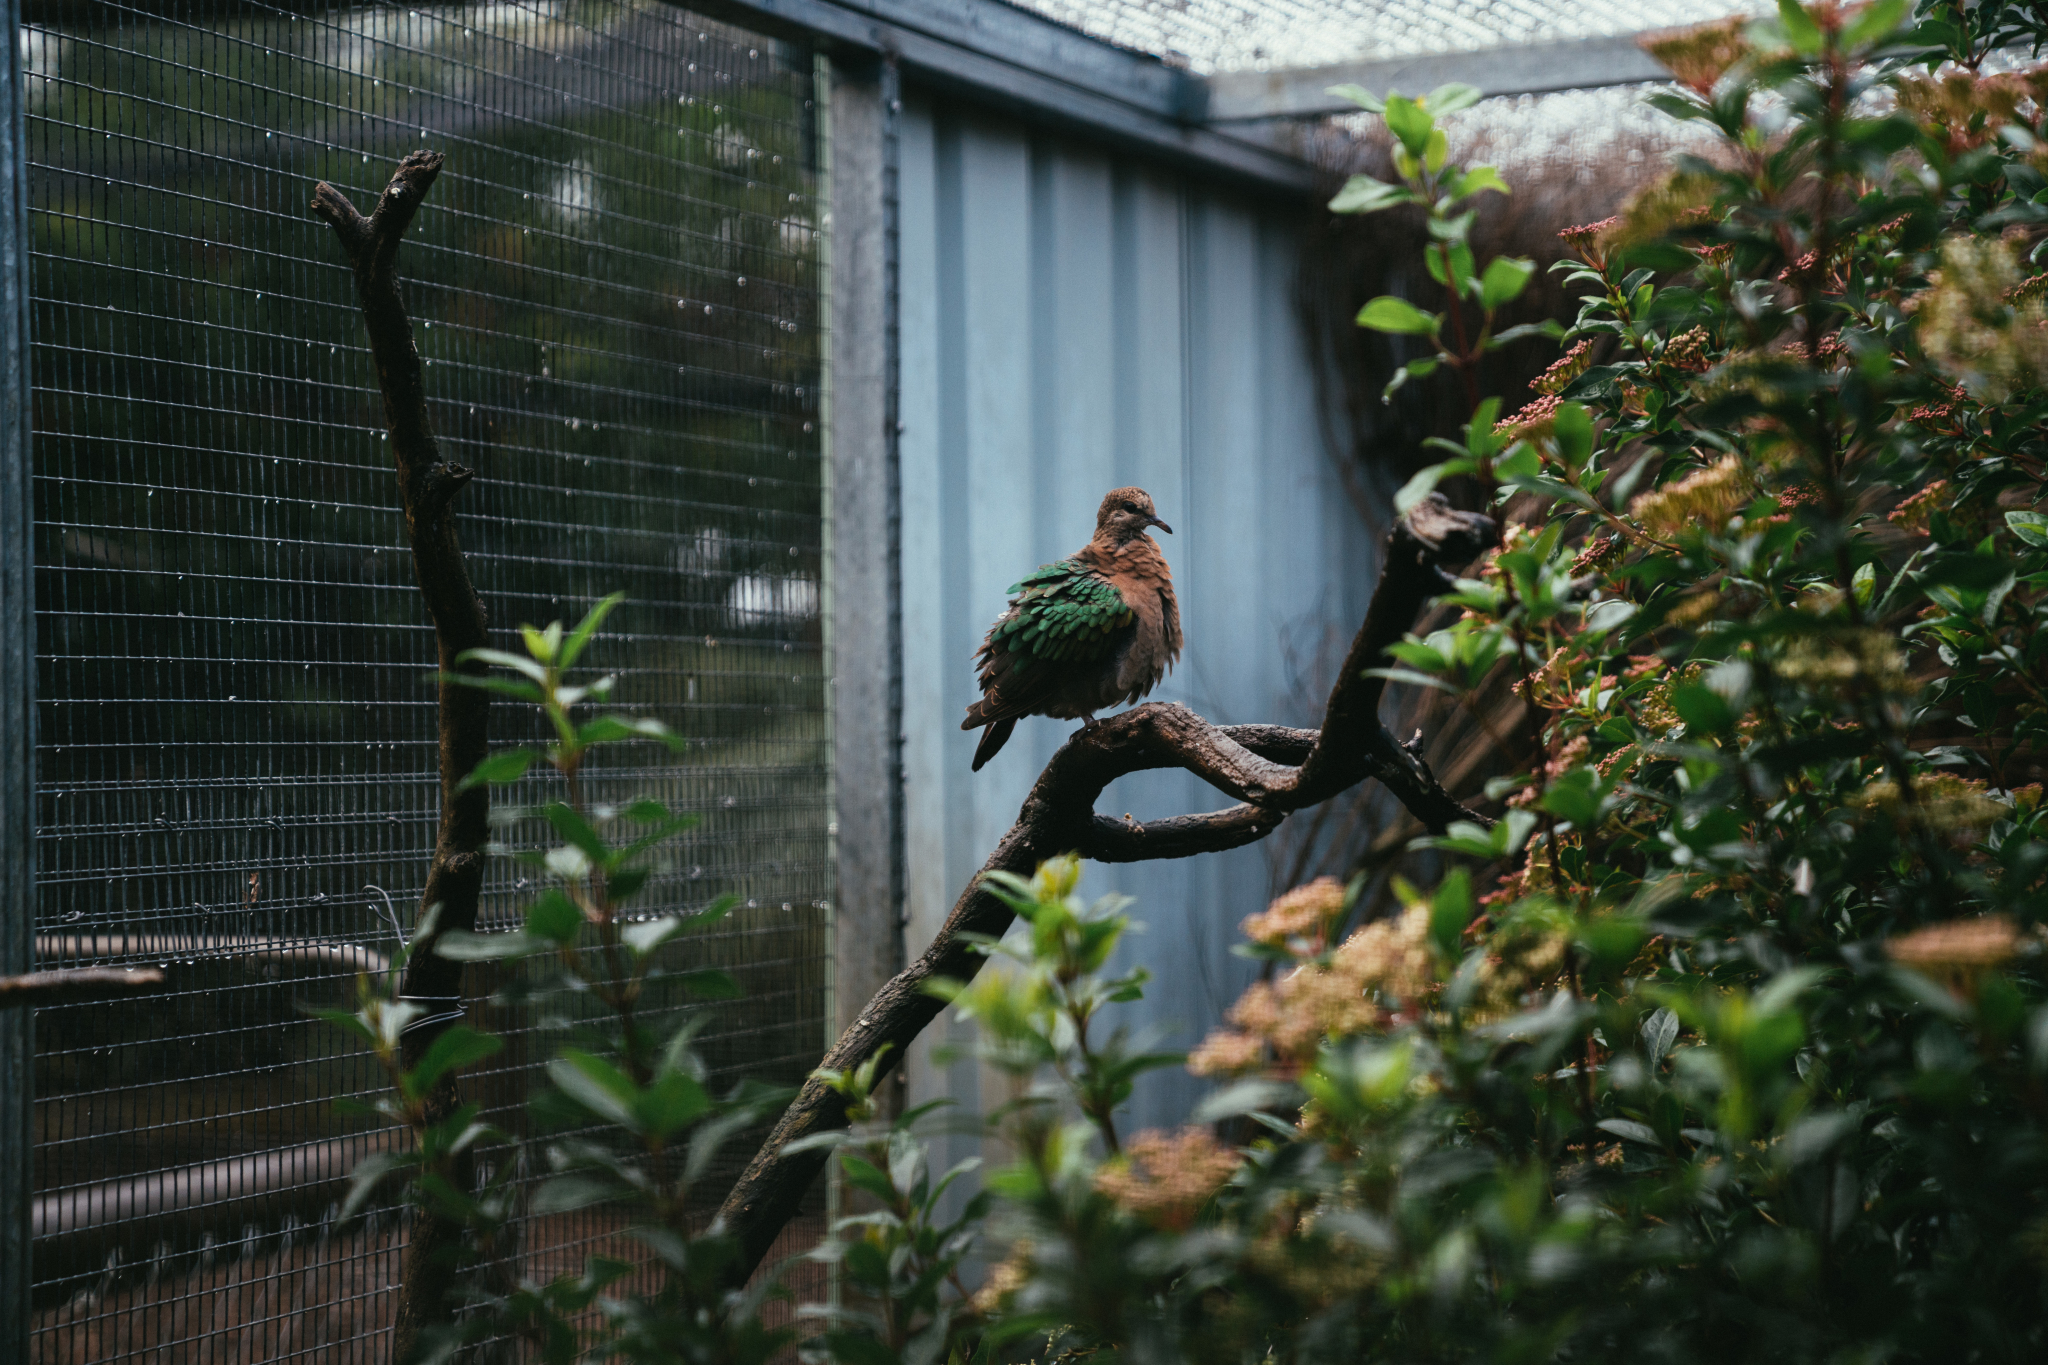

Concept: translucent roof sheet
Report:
left=1009, top=0, right=1768, bottom=74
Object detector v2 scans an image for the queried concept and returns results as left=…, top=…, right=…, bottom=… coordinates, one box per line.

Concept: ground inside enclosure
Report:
left=33, top=1211, right=830, bottom=1364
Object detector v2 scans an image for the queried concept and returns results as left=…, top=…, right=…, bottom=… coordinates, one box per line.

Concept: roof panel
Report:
left=1004, top=0, right=1767, bottom=74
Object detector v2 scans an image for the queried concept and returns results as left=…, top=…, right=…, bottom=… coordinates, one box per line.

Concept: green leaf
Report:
left=1673, top=683, right=1734, bottom=733
left=2006, top=510, right=2048, bottom=547
left=1328, top=174, right=1415, bottom=215
left=525, top=889, right=583, bottom=945
left=1428, top=870, right=1474, bottom=960
left=435, top=929, right=544, bottom=960
left=1382, top=93, right=1433, bottom=156
left=838, top=1153, right=899, bottom=1205
left=530, top=1172, right=627, bottom=1215
left=1852, top=560, right=1878, bottom=606
left=543, top=802, right=611, bottom=865
left=575, top=715, right=680, bottom=749
left=340, top=1150, right=413, bottom=1221
left=550, top=1050, right=642, bottom=1131
left=1447, top=165, right=1510, bottom=201
left=1539, top=769, right=1604, bottom=826
left=303, top=1006, right=377, bottom=1044
left=1493, top=443, right=1541, bottom=485
left=636, top=1071, right=711, bottom=1139
left=1596, top=1118, right=1662, bottom=1145
left=455, top=747, right=541, bottom=794
left=1478, top=256, right=1536, bottom=311
left=1325, top=82, right=1384, bottom=113
left=1776, top=0, right=1823, bottom=52
left=1424, top=82, right=1482, bottom=115
left=1393, top=464, right=1444, bottom=515
left=519, top=621, right=563, bottom=664
left=434, top=672, right=545, bottom=704
left=407, top=1025, right=502, bottom=1098
left=1840, top=0, right=1909, bottom=49
left=1488, top=320, right=1566, bottom=346
left=678, top=968, right=741, bottom=1000
left=1383, top=357, right=1438, bottom=402
left=455, top=647, right=549, bottom=683
left=1357, top=295, right=1439, bottom=335
left=559, top=591, right=628, bottom=669
left=622, top=914, right=685, bottom=957
left=1551, top=401, right=1593, bottom=468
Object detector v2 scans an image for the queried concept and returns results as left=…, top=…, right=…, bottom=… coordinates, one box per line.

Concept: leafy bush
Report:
left=327, top=594, right=792, bottom=1364
left=824, top=3, right=2048, bottom=1363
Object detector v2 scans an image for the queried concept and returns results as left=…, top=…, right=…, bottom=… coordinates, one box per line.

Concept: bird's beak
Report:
left=1148, top=517, right=1174, bottom=535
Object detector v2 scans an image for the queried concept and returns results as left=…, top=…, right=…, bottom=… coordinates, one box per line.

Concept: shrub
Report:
left=822, top=3, right=2048, bottom=1362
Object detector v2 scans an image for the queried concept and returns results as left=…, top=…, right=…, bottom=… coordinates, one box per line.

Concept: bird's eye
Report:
left=1122, top=502, right=1140, bottom=514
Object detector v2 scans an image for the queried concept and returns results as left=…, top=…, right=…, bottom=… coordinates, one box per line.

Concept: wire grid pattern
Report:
left=25, top=1, right=828, bottom=1357
left=1008, top=0, right=1770, bottom=72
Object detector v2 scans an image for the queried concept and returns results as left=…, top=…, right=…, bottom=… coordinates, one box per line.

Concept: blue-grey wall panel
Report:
left=896, top=92, right=1376, bottom=1139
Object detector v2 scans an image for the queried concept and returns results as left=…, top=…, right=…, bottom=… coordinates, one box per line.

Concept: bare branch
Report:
left=713, top=494, right=1495, bottom=1280
left=0, top=968, right=165, bottom=1009
left=312, top=151, right=488, bottom=1361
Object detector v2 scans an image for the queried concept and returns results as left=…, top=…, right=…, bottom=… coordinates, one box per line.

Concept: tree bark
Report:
left=310, top=151, right=490, bottom=1365
left=713, top=494, right=1496, bottom=1280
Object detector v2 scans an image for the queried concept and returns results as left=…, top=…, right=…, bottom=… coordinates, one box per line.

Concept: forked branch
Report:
left=713, top=494, right=1495, bottom=1279
left=311, top=151, right=489, bottom=1363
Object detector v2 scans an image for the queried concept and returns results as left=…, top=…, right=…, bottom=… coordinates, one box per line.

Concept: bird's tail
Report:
left=971, top=717, right=1015, bottom=772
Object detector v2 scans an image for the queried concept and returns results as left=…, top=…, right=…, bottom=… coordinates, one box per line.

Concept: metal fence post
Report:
left=825, top=52, right=906, bottom=1066
left=0, top=0, right=35, bottom=1348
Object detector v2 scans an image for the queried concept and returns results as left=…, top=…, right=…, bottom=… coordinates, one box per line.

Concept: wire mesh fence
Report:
left=23, top=2, right=830, bottom=1357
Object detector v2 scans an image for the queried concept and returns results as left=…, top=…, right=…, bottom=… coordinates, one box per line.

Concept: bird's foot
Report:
left=1075, top=713, right=1100, bottom=733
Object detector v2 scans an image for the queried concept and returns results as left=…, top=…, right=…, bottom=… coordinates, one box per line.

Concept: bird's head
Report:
left=1096, top=486, right=1172, bottom=544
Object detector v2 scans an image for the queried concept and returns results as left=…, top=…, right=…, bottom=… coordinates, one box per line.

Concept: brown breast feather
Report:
left=1078, top=537, right=1180, bottom=702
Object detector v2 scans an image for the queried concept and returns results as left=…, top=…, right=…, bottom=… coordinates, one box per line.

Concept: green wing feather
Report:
left=990, top=559, right=1132, bottom=668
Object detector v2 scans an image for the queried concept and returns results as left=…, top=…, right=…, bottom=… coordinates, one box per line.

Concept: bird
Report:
left=962, top=486, right=1182, bottom=772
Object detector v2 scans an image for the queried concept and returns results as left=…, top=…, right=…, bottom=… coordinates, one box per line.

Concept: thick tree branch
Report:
left=312, top=151, right=488, bottom=1363
left=713, top=494, right=1495, bottom=1279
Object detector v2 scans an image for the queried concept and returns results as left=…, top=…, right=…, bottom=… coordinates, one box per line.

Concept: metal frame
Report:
left=0, top=0, right=32, bottom=1345
left=1203, top=32, right=1673, bottom=122
left=824, top=51, right=907, bottom=1053
left=686, top=0, right=1319, bottom=191
left=688, top=2, right=1685, bottom=190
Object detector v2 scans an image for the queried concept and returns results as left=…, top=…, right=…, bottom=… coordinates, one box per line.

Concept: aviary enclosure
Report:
left=13, top=3, right=829, bottom=1357
left=0, top=0, right=1740, bottom=1360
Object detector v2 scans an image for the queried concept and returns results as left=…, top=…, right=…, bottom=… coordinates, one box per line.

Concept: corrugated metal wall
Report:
left=894, top=92, right=1377, bottom=1148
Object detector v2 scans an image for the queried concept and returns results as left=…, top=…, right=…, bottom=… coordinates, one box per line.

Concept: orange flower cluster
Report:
left=1494, top=392, right=1561, bottom=441
left=2006, top=272, right=2048, bottom=305
left=1895, top=70, right=2041, bottom=156
left=1570, top=533, right=1622, bottom=574
left=1662, top=326, right=1713, bottom=372
left=1559, top=216, right=1622, bottom=268
left=1189, top=900, right=1437, bottom=1077
left=1641, top=16, right=1751, bottom=97
left=1533, top=340, right=1593, bottom=396
left=1094, top=1128, right=1242, bottom=1232
left=1887, top=914, right=2024, bottom=999
left=1241, top=876, right=1348, bottom=952
left=1887, top=478, right=1951, bottom=535
left=1628, top=454, right=1751, bottom=537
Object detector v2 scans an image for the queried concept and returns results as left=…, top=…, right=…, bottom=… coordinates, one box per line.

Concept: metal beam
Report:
left=683, top=0, right=1318, bottom=191
left=0, top=0, right=33, bottom=1343
left=1203, top=33, right=1673, bottom=123
left=820, top=53, right=907, bottom=1084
